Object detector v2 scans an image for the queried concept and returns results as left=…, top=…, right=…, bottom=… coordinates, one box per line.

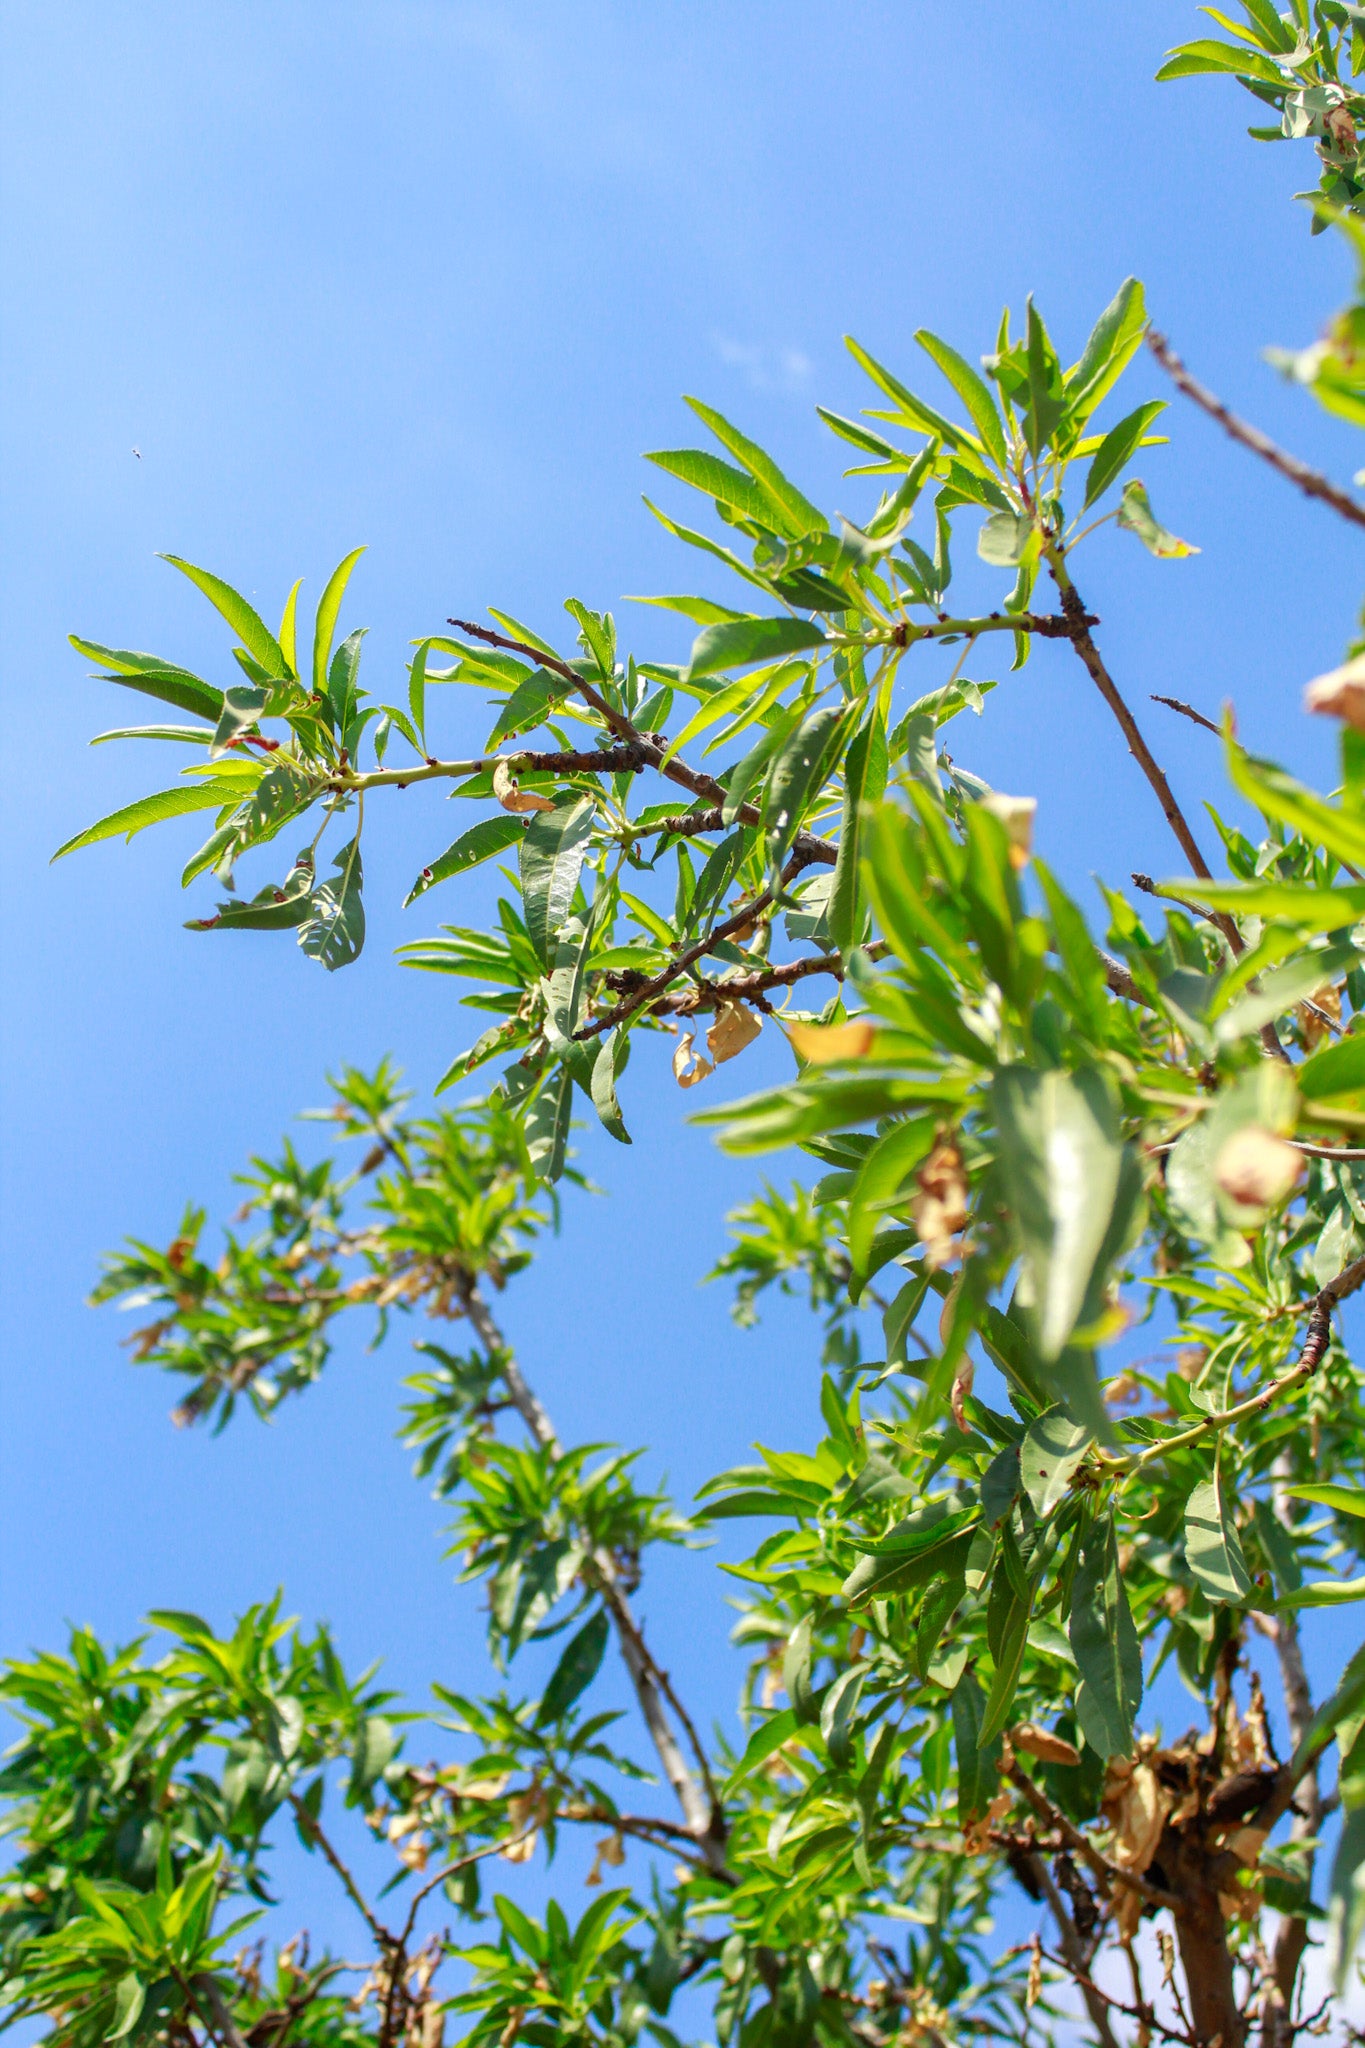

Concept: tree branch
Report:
left=1006, top=1762, right=1181, bottom=1911
left=1024, top=1852, right=1122, bottom=2048
left=455, top=1278, right=729, bottom=1872
left=1147, top=328, right=1365, bottom=535
left=449, top=618, right=835, bottom=866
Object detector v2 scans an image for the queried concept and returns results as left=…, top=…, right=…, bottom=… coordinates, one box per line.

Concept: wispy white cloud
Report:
left=711, top=335, right=813, bottom=396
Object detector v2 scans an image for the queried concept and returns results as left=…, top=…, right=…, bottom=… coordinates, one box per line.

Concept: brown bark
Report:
left=1168, top=1845, right=1244, bottom=2048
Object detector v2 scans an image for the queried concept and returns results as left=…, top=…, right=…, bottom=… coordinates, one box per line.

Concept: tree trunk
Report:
left=1171, top=1857, right=1243, bottom=2048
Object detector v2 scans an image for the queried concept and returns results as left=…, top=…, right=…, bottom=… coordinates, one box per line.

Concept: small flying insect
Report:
left=132, top=446, right=141, bottom=459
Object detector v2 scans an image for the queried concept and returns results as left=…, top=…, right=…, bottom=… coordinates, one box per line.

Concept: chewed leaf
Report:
left=1116, top=479, right=1199, bottom=558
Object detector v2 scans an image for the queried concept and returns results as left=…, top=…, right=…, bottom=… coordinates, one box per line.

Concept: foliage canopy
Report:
left=16, top=11, right=1365, bottom=2048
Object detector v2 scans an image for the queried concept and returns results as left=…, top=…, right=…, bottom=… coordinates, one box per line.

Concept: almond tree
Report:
left=12, top=10, right=1365, bottom=2047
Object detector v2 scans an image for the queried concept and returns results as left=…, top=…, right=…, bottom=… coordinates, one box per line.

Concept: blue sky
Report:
left=4, top=0, right=1365, bottom=1973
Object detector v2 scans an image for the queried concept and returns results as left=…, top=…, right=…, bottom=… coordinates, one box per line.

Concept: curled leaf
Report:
left=673, top=1032, right=715, bottom=1089
left=1013, top=1722, right=1081, bottom=1768
left=979, top=792, right=1036, bottom=869
left=1117, top=478, right=1199, bottom=558
left=913, top=1132, right=969, bottom=1269
left=707, top=999, right=762, bottom=1065
left=1306, top=655, right=1365, bottom=732
left=493, top=756, right=555, bottom=814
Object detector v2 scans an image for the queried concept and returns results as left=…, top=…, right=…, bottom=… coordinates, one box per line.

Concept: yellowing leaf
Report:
left=673, top=1032, right=714, bottom=1088
left=1116, top=478, right=1199, bottom=558
left=979, top=792, right=1036, bottom=869
left=707, top=1000, right=762, bottom=1065
left=786, top=1019, right=875, bottom=1064
left=493, top=757, right=555, bottom=814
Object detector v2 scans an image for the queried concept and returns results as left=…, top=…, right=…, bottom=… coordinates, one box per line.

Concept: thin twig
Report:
left=1148, top=328, right=1365, bottom=534
left=287, top=1792, right=393, bottom=1951
left=1038, top=1947, right=1195, bottom=2048
left=1006, top=1763, right=1181, bottom=1911
left=573, top=850, right=820, bottom=1043
left=1151, top=693, right=1221, bottom=738
left=1026, top=1852, right=1121, bottom=2048
left=449, top=617, right=836, bottom=865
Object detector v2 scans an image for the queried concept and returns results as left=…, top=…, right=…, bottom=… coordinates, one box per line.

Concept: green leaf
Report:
left=1185, top=1465, right=1252, bottom=1604
left=487, top=668, right=575, bottom=748
left=405, top=816, right=525, bottom=906
left=991, top=1065, right=1126, bottom=1362
left=842, top=1508, right=978, bottom=1609
left=537, top=1609, right=610, bottom=1723
left=1285, top=1482, right=1365, bottom=1520
left=915, top=331, right=1008, bottom=468
left=645, top=447, right=785, bottom=529
left=1116, top=478, right=1199, bottom=557
left=71, top=636, right=225, bottom=723
left=1328, top=1804, right=1365, bottom=1992
left=591, top=1028, right=631, bottom=1146
left=684, top=396, right=826, bottom=537
left=109, top=1973, right=146, bottom=2041
left=1300, top=1031, right=1365, bottom=1102
left=846, top=1113, right=935, bottom=1288
left=1155, top=37, right=1289, bottom=86
left=160, top=555, right=287, bottom=675
left=279, top=577, right=303, bottom=677
left=1020, top=1409, right=1092, bottom=1518
left=828, top=709, right=888, bottom=958
left=525, top=1065, right=572, bottom=1182
left=1292, top=1642, right=1365, bottom=1778
left=783, top=1617, right=817, bottom=1725
left=1065, top=278, right=1148, bottom=431
left=952, top=1670, right=1002, bottom=1824
left=820, top=1664, right=866, bottom=1770
left=728, top=1707, right=800, bottom=1788
left=52, top=779, right=245, bottom=860
left=916, top=1571, right=965, bottom=1684
left=685, top=615, right=826, bottom=683
left=187, top=854, right=315, bottom=931
left=312, top=546, right=367, bottom=698
left=977, top=511, right=1032, bottom=566
left=299, top=835, right=365, bottom=970
left=1083, top=400, right=1168, bottom=508
left=519, top=798, right=597, bottom=968
left=1068, top=1511, right=1142, bottom=1757
left=763, top=704, right=852, bottom=866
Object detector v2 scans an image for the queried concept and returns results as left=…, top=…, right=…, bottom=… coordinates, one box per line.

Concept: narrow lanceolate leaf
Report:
left=952, top=1669, right=1002, bottom=1824
left=299, top=836, right=365, bottom=970
left=1291, top=1643, right=1365, bottom=1779
left=1185, top=1467, right=1252, bottom=1604
left=278, top=577, right=303, bottom=677
left=684, top=396, right=826, bottom=537
left=991, top=1065, right=1125, bottom=1362
left=1328, top=1805, right=1365, bottom=1993
left=536, top=1608, right=610, bottom=1724
left=783, top=1617, right=816, bottom=1725
left=524, top=1064, right=572, bottom=1182
left=1020, top=1409, right=1092, bottom=1518
left=1064, top=277, right=1147, bottom=430
left=1116, top=479, right=1198, bottom=558
left=591, top=1028, right=631, bottom=1145
left=1068, top=1512, right=1142, bottom=1758
left=685, top=615, right=826, bottom=683
left=1083, top=400, right=1167, bottom=508
left=519, top=797, right=596, bottom=967
left=312, top=546, right=367, bottom=698
left=1286, top=1482, right=1365, bottom=1520
left=405, top=816, right=525, bottom=906
left=52, top=780, right=244, bottom=860
left=829, top=708, right=888, bottom=956
left=70, top=637, right=225, bottom=724
left=915, top=331, right=1009, bottom=468
left=160, top=555, right=287, bottom=675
